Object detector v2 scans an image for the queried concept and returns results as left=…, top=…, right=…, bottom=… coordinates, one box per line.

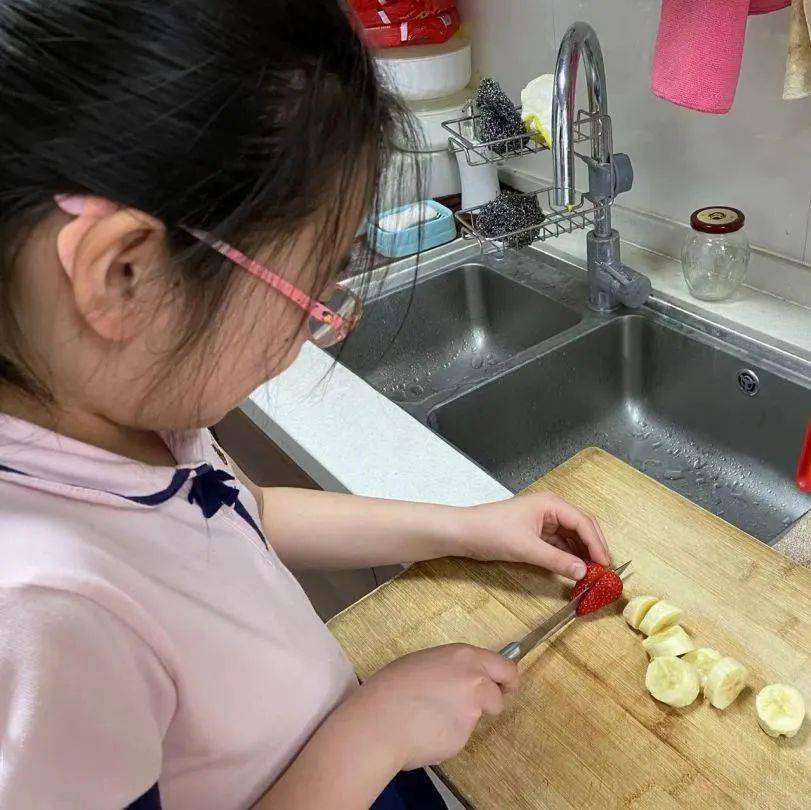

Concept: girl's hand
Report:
left=347, top=644, right=519, bottom=771
left=458, top=492, right=610, bottom=580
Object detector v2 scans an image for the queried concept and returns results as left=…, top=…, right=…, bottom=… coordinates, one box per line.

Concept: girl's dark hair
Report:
left=0, top=0, right=412, bottom=401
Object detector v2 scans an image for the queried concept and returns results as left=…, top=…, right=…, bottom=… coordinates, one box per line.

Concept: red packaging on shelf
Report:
left=352, top=1, right=456, bottom=28
left=362, top=7, right=460, bottom=49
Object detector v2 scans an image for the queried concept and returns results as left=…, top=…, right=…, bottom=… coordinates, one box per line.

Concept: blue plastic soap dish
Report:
left=368, top=200, right=457, bottom=258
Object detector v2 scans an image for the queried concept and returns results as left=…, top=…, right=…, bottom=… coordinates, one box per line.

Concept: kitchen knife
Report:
left=499, top=560, right=632, bottom=662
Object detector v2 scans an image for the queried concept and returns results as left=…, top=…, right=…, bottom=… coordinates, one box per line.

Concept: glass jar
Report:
left=681, top=206, right=750, bottom=301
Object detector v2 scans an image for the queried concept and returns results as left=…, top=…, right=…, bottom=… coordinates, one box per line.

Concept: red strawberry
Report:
left=571, top=560, right=608, bottom=598
left=575, top=571, right=623, bottom=616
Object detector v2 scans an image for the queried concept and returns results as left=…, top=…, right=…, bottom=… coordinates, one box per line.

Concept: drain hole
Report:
left=737, top=369, right=760, bottom=396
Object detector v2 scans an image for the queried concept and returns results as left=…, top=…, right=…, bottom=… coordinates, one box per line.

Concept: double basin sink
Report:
left=334, top=247, right=811, bottom=543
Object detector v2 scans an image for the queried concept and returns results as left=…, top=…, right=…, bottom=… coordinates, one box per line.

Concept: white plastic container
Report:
left=374, top=37, right=471, bottom=102
left=379, top=89, right=471, bottom=204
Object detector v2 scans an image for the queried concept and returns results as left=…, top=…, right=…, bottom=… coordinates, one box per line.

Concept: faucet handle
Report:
left=611, top=264, right=652, bottom=309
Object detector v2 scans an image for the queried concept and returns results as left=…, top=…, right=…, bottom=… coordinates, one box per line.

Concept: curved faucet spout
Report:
left=552, top=22, right=609, bottom=213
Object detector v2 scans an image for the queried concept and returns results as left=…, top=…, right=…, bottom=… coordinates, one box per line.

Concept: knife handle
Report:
left=499, top=641, right=522, bottom=662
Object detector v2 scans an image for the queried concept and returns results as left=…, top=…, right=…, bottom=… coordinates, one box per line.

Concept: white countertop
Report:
left=244, top=236, right=810, bottom=505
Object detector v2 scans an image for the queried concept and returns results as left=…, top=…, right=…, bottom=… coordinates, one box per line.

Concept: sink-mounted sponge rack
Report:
left=442, top=107, right=609, bottom=167
left=443, top=108, right=615, bottom=253
left=454, top=186, right=605, bottom=252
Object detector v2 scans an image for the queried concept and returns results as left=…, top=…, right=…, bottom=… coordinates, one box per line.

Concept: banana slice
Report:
left=642, top=625, right=695, bottom=658
left=638, top=601, right=683, bottom=636
left=682, top=648, right=723, bottom=687
left=646, top=657, right=700, bottom=708
left=703, top=657, right=748, bottom=709
left=756, top=684, right=806, bottom=738
left=623, top=595, right=659, bottom=630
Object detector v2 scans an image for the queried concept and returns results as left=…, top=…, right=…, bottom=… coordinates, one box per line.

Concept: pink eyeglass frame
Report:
left=53, top=194, right=359, bottom=347
left=186, top=228, right=359, bottom=345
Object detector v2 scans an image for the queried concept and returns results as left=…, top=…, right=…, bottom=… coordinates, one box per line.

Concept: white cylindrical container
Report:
left=454, top=150, right=500, bottom=210
left=374, top=37, right=471, bottom=102
left=380, top=89, right=472, bottom=204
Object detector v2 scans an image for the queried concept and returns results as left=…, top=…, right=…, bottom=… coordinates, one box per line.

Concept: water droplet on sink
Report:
left=693, top=458, right=706, bottom=470
left=409, top=384, right=424, bottom=397
left=665, top=470, right=684, bottom=481
left=651, top=440, right=662, bottom=449
left=696, top=475, right=706, bottom=484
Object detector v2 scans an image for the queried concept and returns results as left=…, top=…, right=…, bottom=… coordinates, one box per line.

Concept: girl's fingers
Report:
left=474, top=648, right=520, bottom=692
left=546, top=496, right=609, bottom=565
left=546, top=534, right=574, bottom=554
left=478, top=679, right=507, bottom=715
left=525, top=535, right=588, bottom=580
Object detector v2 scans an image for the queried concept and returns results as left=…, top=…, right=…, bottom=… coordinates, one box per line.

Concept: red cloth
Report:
left=749, top=0, right=790, bottom=12
left=798, top=419, right=811, bottom=491
left=361, top=7, right=460, bottom=49
left=651, top=0, right=790, bottom=114
left=352, top=0, right=456, bottom=28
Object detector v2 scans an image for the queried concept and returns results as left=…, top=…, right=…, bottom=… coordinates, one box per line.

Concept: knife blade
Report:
left=499, top=560, right=631, bottom=662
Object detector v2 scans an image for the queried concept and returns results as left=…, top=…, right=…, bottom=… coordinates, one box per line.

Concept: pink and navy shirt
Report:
left=0, top=415, right=357, bottom=809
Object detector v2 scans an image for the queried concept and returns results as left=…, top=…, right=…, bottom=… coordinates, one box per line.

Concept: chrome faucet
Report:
left=551, top=22, right=651, bottom=312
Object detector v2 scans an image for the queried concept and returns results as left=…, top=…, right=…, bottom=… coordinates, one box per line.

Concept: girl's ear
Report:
left=56, top=199, right=169, bottom=342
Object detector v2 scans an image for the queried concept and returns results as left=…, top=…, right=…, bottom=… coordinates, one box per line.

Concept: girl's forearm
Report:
left=259, top=488, right=468, bottom=569
left=253, top=692, right=401, bottom=810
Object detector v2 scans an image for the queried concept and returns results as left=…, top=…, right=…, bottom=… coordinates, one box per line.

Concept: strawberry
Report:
left=571, top=560, right=608, bottom=598
left=575, top=570, right=623, bottom=616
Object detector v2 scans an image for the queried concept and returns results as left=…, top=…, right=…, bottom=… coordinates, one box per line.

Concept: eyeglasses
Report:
left=185, top=228, right=363, bottom=349
left=53, top=194, right=362, bottom=349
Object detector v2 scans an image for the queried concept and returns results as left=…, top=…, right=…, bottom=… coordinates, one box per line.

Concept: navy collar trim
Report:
left=0, top=461, right=266, bottom=548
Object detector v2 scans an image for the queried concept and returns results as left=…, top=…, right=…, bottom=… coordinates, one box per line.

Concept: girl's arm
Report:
left=254, top=644, right=518, bottom=810
left=259, top=487, right=609, bottom=579
left=260, top=487, right=465, bottom=569
left=252, top=688, right=401, bottom=809
left=225, top=452, right=608, bottom=578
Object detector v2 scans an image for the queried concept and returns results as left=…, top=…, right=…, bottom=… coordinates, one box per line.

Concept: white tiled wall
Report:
left=458, top=0, right=811, bottom=263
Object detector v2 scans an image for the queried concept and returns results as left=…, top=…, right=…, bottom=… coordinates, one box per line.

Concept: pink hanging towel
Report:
left=651, top=1, right=791, bottom=114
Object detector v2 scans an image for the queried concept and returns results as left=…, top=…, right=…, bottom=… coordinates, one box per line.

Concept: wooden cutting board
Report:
left=328, top=448, right=811, bottom=808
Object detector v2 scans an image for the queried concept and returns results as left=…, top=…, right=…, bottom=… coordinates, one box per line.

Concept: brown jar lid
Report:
left=690, top=206, right=745, bottom=234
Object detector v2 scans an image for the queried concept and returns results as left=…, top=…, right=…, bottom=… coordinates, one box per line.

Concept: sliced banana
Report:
left=645, top=656, right=700, bottom=708
left=642, top=625, right=695, bottom=659
left=703, top=656, right=748, bottom=709
left=682, top=648, right=723, bottom=687
left=756, top=684, right=806, bottom=738
left=623, top=595, right=659, bottom=630
left=638, top=601, right=683, bottom=636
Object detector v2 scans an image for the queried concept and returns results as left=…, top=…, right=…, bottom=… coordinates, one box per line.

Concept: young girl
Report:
left=0, top=2, right=610, bottom=808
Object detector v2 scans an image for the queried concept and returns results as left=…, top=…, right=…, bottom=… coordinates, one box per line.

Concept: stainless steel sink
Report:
left=431, top=314, right=810, bottom=541
left=334, top=263, right=580, bottom=404
left=337, top=246, right=811, bottom=542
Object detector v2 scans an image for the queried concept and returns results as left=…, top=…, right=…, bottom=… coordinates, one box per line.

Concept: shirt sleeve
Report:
left=0, top=586, right=175, bottom=810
